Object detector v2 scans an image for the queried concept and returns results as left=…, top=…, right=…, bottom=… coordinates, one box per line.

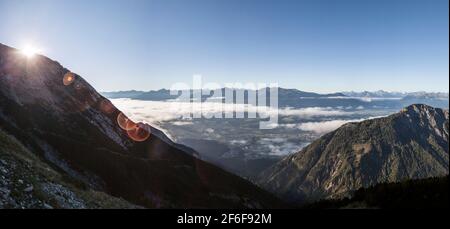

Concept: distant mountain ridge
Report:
left=102, top=88, right=346, bottom=101
left=258, top=104, right=449, bottom=204
left=103, top=88, right=449, bottom=100
left=341, top=90, right=406, bottom=98
left=103, top=88, right=449, bottom=110
left=342, top=90, right=449, bottom=99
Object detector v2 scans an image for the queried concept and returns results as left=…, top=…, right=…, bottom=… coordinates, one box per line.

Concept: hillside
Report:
left=0, top=128, right=140, bottom=208
left=305, top=176, right=449, bottom=209
left=0, top=43, right=285, bottom=209
left=259, top=104, right=449, bottom=204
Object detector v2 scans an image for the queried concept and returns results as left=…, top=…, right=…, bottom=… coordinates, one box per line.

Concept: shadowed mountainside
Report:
left=0, top=43, right=285, bottom=208
left=304, top=176, right=449, bottom=209
left=0, top=128, right=141, bottom=208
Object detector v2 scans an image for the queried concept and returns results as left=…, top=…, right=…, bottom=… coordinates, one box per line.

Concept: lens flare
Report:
left=126, top=122, right=151, bottom=142
left=99, top=99, right=115, bottom=114
left=74, top=81, right=84, bottom=90
left=20, top=45, right=41, bottom=58
left=63, top=72, right=75, bottom=86
left=117, top=113, right=151, bottom=141
left=117, top=112, right=135, bottom=130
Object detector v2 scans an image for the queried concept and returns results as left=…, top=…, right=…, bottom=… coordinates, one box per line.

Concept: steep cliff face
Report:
left=0, top=43, right=284, bottom=208
left=259, top=104, right=449, bottom=204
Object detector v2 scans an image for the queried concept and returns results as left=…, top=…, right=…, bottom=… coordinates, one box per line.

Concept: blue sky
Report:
left=0, top=0, right=448, bottom=92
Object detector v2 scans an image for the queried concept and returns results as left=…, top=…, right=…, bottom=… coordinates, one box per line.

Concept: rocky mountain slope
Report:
left=0, top=128, right=140, bottom=208
left=259, top=104, right=449, bottom=204
left=0, top=43, right=285, bottom=208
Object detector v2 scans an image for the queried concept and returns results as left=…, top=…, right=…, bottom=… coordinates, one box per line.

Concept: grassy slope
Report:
left=0, top=128, right=141, bottom=209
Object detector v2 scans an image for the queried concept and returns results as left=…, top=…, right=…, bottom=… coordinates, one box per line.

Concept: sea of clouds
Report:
left=110, top=98, right=383, bottom=135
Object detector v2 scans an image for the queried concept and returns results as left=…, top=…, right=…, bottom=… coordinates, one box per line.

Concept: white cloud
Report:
left=294, top=116, right=385, bottom=134
left=297, top=120, right=357, bottom=134
left=110, top=99, right=388, bottom=137
left=230, top=140, right=247, bottom=145
left=110, top=99, right=353, bottom=126
left=259, top=141, right=303, bottom=156
left=171, top=121, right=193, bottom=126
left=277, top=106, right=350, bottom=117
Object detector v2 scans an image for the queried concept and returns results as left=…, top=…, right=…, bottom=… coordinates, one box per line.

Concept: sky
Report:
left=0, top=0, right=448, bottom=93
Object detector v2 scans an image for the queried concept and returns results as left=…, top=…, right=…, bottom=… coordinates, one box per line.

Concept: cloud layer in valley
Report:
left=111, top=98, right=353, bottom=125
left=110, top=99, right=386, bottom=138
left=110, top=99, right=386, bottom=156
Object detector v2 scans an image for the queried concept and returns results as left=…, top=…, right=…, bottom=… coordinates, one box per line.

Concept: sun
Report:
left=20, top=45, right=41, bottom=58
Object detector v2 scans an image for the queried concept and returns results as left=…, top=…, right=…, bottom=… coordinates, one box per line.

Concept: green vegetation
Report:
left=259, top=104, right=449, bottom=204
left=0, top=128, right=140, bottom=209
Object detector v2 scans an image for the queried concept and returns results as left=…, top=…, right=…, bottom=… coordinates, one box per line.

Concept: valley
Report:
left=107, top=91, right=446, bottom=179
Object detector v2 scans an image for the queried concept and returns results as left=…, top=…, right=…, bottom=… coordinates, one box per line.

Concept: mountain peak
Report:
left=404, top=104, right=435, bottom=112
left=400, top=104, right=449, bottom=124
left=259, top=104, right=449, bottom=204
left=1, top=43, right=286, bottom=208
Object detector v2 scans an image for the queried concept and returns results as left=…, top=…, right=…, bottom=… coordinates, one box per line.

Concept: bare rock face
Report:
left=0, top=43, right=284, bottom=208
left=259, top=104, right=449, bottom=204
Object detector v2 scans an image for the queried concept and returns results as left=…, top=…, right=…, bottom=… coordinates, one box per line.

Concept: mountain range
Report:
left=103, top=89, right=449, bottom=101
left=102, top=88, right=449, bottom=110
left=258, top=104, right=449, bottom=204
left=1, top=42, right=448, bottom=208
left=342, top=90, right=449, bottom=99
left=0, top=43, right=285, bottom=208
